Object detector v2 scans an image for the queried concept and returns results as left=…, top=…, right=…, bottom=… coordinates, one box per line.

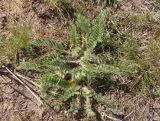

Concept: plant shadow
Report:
left=91, top=74, right=131, bottom=95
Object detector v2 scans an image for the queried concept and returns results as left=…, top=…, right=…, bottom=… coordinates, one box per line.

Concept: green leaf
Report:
left=95, top=64, right=120, bottom=74
left=69, top=24, right=80, bottom=48
left=71, top=67, right=86, bottom=80
left=88, top=12, right=106, bottom=49
left=41, top=73, right=67, bottom=92
left=42, top=54, right=67, bottom=66
left=71, top=47, right=83, bottom=57
left=84, top=97, right=95, bottom=117
left=76, top=14, right=89, bottom=34
left=94, top=93, right=113, bottom=107
left=55, top=86, right=80, bottom=107
left=33, top=39, right=64, bottom=52
left=82, top=86, right=92, bottom=97
left=18, top=62, right=45, bottom=72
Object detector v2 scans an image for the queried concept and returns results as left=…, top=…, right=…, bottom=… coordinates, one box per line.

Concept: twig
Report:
left=4, top=66, right=43, bottom=106
left=9, top=85, right=32, bottom=101
left=110, top=20, right=122, bottom=35
left=118, top=74, right=126, bottom=84
left=105, top=115, right=121, bottom=121
left=123, top=111, right=134, bottom=120
left=15, top=72, right=41, bottom=88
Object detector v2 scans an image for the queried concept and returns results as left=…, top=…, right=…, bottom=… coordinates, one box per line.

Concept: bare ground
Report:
left=0, top=74, right=54, bottom=121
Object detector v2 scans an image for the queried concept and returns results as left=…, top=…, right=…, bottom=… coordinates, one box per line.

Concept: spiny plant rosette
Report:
left=19, top=12, right=131, bottom=117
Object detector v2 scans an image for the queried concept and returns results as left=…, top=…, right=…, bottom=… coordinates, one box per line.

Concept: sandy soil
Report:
left=0, top=0, right=69, bottom=42
left=0, top=74, right=55, bottom=121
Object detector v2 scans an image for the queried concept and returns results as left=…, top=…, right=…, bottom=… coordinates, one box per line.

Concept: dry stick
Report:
left=4, top=66, right=43, bottom=106
left=123, top=111, right=134, bottom=120
left=105, top=115, right=121, bottom=121
left=9, top=85, right=33, bottom=101
left=15, top=72, right=41, bottom=88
